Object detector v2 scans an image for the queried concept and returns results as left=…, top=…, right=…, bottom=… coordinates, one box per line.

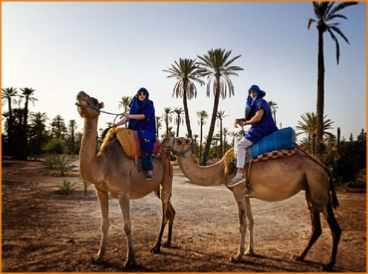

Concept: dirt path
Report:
left=2, top=159, right=366, bottom=272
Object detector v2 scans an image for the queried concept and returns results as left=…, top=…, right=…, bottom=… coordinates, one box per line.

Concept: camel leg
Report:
left=244, top=196, right=255, bottom=256
left=90, top=188, right=109, bottom=264
left=293, top=192, right=322, bottom=261
left=321, top=204, right=342, bottom=271
left=150, top=201, right=168, bottom=253
left=117, top=191, right=137, bottom=268
left=163, top=201, right=175, bottom=247
left=230, top=190, right=247, bottom=263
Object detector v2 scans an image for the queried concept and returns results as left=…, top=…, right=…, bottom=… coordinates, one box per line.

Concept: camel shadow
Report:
left=159, top=246, right=346, bottom=272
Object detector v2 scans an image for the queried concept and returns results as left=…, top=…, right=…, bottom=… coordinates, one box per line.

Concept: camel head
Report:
left=76, top=91, right=104, bottom=118
left=161, top=136, right=192, bottom=156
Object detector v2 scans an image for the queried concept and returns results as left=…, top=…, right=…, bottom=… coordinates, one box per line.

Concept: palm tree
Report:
left=155, top=116, right=162, bottom=138
left=216, top=110, right=229, bottom=158
left=118, top=96, right=132, bottom=114
left=29, top=111, right=49, bottom=155
left=197, top=48, right=243, bottom=165
left=223, top=127, right=229, bottom=154
left=296, top=112, right=334, bottom=155
left=196, top=110, right=208, bottom=164
left=173, top=107, right=185, bottom=137
left=308, top=1, right=358, bottom=156
left=162, top=107, right=173, bottom=137
left=19, top=87, right=38, bottom=159
left=50, top=115, right=67, bottom=139
left=2, top=87, right=18, bottom=157
left=267, top=100, right=278, bottom=124
left=163, top=58, right=205, bottom=139
left=68, top=119, right=78, bottom=154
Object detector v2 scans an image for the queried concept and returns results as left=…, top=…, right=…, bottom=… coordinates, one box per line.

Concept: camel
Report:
left=161, top=136, right=342, bottom=271
left=76, top=91, right=175, bottom=268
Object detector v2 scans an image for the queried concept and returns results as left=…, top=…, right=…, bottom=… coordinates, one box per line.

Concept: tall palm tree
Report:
left=2, top=87, right=18, bottom=157
left=50, top=115, right=67, bottom=139
left=223, top=127, right=229, bottom=154
left=216, top=110, right=229, bottom=158
left=29, top=111, right=49, bottom=155
left=267, top=100, right=278, bottom=124
left=173, top=107, right=185, bottom=137
left=196, top=110, right=208, bottom=164
left=308, top=1, right=358, bottom=156
left=118, top=96, right=132, bottom=114
left=296, top=112, right=334, bottom=155
left=163, top=58, right=205, bottom=139
left=197, top=48, right=243, bottom=165
left=68, top=119, right=78, bottom=154
left=19, top=87, right=38, bottom=159
left=155, top=116, right=162, bottom=138
left=161, top=107, right=173, bottom=137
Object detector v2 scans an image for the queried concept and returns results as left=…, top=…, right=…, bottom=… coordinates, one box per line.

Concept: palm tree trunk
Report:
left=183, top=87, right=193, bottom=139
left=316, top=29, right=325, bottom=157
left=219, top=120, right=223, bottom=158
left=201, top=81, right=220, bottom=165
left=21, top=98, right=29, bottom=160
left=7, top=99, right=14, bottom=157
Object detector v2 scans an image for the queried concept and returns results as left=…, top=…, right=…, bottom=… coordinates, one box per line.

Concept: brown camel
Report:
left=161, top=136, right=342, bottom=271
left=76, top=91, right=175, bottom=268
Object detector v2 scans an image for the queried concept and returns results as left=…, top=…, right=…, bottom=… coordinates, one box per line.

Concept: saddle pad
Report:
left=245, top=127, right=297, bottom=164
left=250, top=147, right=297, bottom=163
left=115, top=128, right=162, bottom=159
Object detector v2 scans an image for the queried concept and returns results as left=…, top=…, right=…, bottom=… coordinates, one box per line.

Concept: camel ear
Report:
left=99, top=102, right=104, bottom=109
left=186, top=138, right=192, bottom=144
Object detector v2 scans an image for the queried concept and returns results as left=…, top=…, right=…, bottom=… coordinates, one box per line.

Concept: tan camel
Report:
left=76, top=91, right=175, bottom=268
left=161, top=136, right=341, bottom=271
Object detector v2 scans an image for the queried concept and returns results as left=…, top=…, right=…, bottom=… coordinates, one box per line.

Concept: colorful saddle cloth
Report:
left=244, top=127, right=297, bottom=165
left=101, top=127, right=163, bottom=159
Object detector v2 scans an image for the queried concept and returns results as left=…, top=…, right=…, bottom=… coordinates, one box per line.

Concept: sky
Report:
left=2, top=2, right=366, bottom=142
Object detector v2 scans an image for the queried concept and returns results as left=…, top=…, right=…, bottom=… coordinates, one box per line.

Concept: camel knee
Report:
left=101, top=221, right=109, bottom=234
left=123, top=223, right=131, bottom=236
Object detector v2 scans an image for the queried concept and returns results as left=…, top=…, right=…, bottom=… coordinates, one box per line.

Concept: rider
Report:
left=113, top=87, right=156, bottom=180
left=228, top=84, right=278, bottom=187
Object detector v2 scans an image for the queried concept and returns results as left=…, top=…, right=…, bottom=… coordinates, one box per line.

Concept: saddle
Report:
left=100, top=127, right=163, bottom=159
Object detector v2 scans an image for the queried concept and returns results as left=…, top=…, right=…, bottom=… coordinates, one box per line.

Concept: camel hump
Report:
left=115, top=128, right=162, bottom=159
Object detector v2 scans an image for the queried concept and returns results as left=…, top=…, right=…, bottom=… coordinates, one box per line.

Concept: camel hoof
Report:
left=124, top=259, right=137, bottom=268
left=90, top=257, right=104, bottom=264
left=150, top=247, right=161, bottom=254
left=162, top=241, right=171, bottom=248
left=321, top=264, right=334, bottom=272
left=229, top=256, right=242, bottom=263
left=291, top=255, right=303, bottom=261
left=245, top=250, right=255, bottom=256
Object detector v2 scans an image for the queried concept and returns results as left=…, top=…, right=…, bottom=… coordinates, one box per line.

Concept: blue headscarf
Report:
left=245, top=85, right=266, bottom=120
left=129, top=87, right=150, bottom=129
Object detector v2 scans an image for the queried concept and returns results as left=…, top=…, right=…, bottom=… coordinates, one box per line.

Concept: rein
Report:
left=75, top=95, right=125, bottom=116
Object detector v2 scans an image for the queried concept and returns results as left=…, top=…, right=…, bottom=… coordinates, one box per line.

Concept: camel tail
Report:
left=328, top=171, right=339, bottom=209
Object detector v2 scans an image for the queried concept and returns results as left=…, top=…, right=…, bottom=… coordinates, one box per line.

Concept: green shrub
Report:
left=81, top=179, right=91, bottom=195
left=43, top=154, right=77, bottom=176
left=58, top=180, right=77, bottom=196
left=43, top=138, right=69, bottom=154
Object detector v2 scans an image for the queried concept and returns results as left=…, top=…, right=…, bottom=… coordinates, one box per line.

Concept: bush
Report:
left=58, top=180, right=77, bottom=196
left=43, top=138, right=69, bottom=154
left=43, top=154, right=77, bottom=176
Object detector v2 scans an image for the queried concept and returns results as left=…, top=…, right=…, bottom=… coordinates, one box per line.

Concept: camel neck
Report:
left=79, top=117, right=98, bottom=182
left=177, top=151, right=224, bottom=187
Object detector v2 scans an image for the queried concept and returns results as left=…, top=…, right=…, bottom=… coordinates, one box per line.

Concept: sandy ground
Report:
left=1, top=158, right=366, bottom=272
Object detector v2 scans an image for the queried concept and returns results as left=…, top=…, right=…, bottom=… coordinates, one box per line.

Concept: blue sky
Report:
left=2, top=2, right=366, bottom=141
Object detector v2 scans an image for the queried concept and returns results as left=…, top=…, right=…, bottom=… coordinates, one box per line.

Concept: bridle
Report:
left=165, top=137, right=191, bottom=158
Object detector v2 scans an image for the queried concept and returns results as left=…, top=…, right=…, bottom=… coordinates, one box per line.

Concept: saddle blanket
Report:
left=244, top=127, right=297, bottom=165
left=250, top=147, right=297, bottom=163
left=102, top=127, right=163, bottom=159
